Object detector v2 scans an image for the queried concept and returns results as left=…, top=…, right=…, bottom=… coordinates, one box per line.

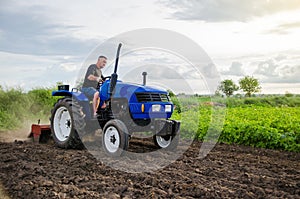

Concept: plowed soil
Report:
left=0, top=136, right=299, bottom=199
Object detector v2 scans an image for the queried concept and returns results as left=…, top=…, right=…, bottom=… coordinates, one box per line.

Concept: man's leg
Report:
left=93, top=91, right=100, bottom=116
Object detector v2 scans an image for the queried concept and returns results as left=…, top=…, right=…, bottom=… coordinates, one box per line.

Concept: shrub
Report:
left=0, top=86, right=58, bottom=130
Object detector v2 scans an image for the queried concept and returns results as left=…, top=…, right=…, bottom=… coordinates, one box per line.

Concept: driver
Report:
left=81, top=55, right=107, bottom=117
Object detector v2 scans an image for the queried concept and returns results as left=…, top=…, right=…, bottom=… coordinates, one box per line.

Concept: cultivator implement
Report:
left=28, top=121, right=51, bottom=143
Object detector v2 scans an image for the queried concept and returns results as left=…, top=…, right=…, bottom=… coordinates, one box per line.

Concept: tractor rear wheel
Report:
left=50, top=97, right=85, bottom=149
left=102, top=119, right=129, bottom=157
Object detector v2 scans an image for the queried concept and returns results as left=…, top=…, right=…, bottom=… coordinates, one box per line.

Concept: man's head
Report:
left=96, top=55, right=107, bottom=68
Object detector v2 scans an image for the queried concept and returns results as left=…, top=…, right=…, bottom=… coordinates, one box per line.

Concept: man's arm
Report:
left=87, top=74, right=101, bottom=82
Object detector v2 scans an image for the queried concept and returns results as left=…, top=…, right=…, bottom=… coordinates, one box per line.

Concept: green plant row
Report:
left=224, top=96, right=300, bottom=107
left=219, top=106, right=300, bottom=151
left=173, top=96, right=300, bottom=152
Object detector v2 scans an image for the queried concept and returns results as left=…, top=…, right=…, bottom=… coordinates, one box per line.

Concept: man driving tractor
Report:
left=81, top=55, right=107, bottom=117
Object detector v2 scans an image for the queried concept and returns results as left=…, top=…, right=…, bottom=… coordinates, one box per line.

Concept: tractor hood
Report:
left=120, top=81, right=167, bottom=93
left=100, top=80, right=169, bottom=101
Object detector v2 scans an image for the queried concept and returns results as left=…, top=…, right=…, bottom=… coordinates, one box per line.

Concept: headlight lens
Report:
left=151, top=104, right=161, bottom=112
left=165, top=105, right=172, bottom=112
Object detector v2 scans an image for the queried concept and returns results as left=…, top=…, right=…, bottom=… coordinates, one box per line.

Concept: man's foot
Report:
left=101, top=103, right=107, bottom=109
left=93, top=112, right=97, bottom=118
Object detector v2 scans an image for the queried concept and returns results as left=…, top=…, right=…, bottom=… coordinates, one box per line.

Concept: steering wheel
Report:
left=103, top=76, right=111, bottom=81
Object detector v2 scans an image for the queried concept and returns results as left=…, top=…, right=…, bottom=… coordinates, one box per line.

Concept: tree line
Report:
left=216, top=76, right=261, bottom=97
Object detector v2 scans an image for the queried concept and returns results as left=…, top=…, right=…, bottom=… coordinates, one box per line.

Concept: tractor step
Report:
left=28, top=124, right=51, bottom=143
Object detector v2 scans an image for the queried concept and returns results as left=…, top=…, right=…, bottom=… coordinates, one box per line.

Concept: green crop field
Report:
left=222, top=106, right=300, bottom=150
left=172, top=95, right=300, bottom=152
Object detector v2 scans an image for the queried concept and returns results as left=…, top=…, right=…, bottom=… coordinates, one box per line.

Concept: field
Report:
left=0, top=138, right=299, bottom=198
left=174, top=95, right=300, bottom=152
left=0, top=87, right=300, bottom=198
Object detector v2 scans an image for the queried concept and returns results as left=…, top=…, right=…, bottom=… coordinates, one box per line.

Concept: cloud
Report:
left=120, top=64, right=207, bottom=94
left=253, top=58, right=300, bottom=83
left=254, top=59, right=279, bottom=76
left=274, top=54, right=287, bottom=62
left=0, top=2, right=100, bottom=56
left=60, top=63, right=78, bottom=72
left=264, top=22, right=300, bottom=35
left=221, top=61, right=244, bottom=76
left=0, top=51, right=83, bottom=90
left=160, top=0, right=300, bottom=22
left=276, top=65, right=300, bottom=81
left=217, top=52, right=300, bottom=86
left=278, top=22, right=300, bottom=29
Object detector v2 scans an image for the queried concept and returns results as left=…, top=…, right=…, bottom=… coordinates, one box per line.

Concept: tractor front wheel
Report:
left=153, top=134, right=179, bottom=151
left=102, top=119, right=129, bottom=157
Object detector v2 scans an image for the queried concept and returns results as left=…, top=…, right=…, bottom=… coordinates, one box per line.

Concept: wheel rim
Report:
left=53, top=107, right=72, bottom=142
left=156, top=135, right=171, bottom=148
left=104, top=126, right=120, bottom=153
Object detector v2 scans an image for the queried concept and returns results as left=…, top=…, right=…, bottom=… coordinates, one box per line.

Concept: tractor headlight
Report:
left=165, top=105, right=172, bottom=112
left=151, top=104, right=161, bottom=112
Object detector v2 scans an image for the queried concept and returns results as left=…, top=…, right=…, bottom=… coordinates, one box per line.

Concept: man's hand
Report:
left=96, top=76, right=104, bottom=83
left=87, top=74, right=102, bottom=82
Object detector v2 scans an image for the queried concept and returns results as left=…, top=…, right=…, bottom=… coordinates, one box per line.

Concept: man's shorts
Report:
left=81, top=87, right=97, bottom=99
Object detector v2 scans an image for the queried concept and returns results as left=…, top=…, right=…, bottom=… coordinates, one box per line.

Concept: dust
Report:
left=0, top=120, right=45, bottom=142
left=0, top=128, right=30, bottom=143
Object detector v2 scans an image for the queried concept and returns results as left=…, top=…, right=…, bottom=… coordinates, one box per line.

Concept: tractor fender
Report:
left=52, top=90, right=88, bottom=101
left=52, top=90, right=91, bottom=119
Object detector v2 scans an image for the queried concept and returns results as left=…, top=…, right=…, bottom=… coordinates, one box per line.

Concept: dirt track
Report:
left=0, top=136, right=299, bottom=198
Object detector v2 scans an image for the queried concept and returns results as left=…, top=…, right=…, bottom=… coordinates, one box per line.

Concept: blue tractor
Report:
left=50, top=43, right=180, bottom=156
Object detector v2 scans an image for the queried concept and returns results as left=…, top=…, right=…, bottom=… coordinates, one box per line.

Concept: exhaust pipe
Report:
left=142, top=72, right=147, bottom=86
left=109, top=43, right=122, bottom=96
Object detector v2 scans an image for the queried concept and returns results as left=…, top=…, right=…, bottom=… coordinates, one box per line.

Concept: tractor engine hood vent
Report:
left=135, top=92, right=169, bottom=102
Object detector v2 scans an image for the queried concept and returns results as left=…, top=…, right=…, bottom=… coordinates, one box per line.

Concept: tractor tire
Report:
left=50, top=97, right=85, bottom=149
left=153, top=134, right=179, bottom=151
left=102, top=119, right=129, bottom=157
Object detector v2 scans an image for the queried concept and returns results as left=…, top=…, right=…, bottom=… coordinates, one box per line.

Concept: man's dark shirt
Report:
left=82, top=64, right=104, bottom=88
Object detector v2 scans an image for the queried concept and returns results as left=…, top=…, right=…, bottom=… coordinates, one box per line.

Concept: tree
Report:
left=239, top=76, right=261, bottom=97
left=217, top=79, right=239, bottom=97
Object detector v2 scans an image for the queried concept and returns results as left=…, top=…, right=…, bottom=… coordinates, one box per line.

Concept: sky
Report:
left=1, top=0, right=300, bottom=94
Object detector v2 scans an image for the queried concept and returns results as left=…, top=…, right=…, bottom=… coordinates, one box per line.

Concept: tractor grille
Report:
left=135, top=92, right=169, bottom=102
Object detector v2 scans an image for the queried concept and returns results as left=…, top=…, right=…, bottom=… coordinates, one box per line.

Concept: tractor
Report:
left=49, top=43, right=180, bottom=156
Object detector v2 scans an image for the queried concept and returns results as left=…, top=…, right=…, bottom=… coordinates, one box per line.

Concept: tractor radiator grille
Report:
left=135, top=93, right=169, bottom=102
